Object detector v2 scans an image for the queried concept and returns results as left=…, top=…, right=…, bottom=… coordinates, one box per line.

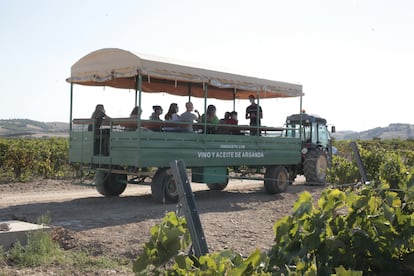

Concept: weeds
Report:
left=8, top=230, right=64, bottom=267
left=2, top=215, right=131, bottom=273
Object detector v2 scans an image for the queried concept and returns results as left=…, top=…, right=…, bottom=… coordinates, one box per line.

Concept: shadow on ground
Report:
left=0, top=184, right=322, bottom=231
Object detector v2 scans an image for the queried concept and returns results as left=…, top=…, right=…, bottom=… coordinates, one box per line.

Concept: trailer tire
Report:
left=207, top=181, right=228, bottom=191
left=304, top=149, right=328, bottom=185
left=264, top=166, right=289, bottom=194
left=95, top=171, right=127, bottom=197
left=206, top=168, right=229, bottom=191
left=151, top=168, right=178, bottom=203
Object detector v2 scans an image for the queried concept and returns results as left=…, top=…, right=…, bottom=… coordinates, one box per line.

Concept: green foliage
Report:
left=3, top=214, right=131, bottom=272
left=327, top=155, right=359, bottom=184
left=0, top=137, right=75, bottom=182
left=6, top=229, right=130, bottom=272
left=132, top=182, right=413, bottom=274
left=66, top=249, right=130, bottom=272
left=173, top=249, right=271, bottom=275
left=379, top=152, right=408, bottom=189
left=130, top=140, right=414, bottom=274
left=330, top=140, right=414, bottom=185
left=133, top=212, right=192, bottom=274
left=8, top=230, right=64, bottom=267
left=333, top=266, right=363, bottom=276
left=0, top=246, right=6, bottom=267
left=37, top=211, right=52, bottom=225
left=268, top=186, right=414, bottom=275
left=360, top=146, right=385, bottom=183
left=133, top=212, right=272, bottom=275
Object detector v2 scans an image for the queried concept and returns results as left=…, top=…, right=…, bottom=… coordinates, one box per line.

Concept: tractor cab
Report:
left=285, top=112, right=333, bottom=151
left=284, top=112, right=335, bottom=184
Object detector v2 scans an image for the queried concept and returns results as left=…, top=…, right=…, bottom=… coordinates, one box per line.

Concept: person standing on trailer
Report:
left=88, top=104, right=110, bottom=132
left=245, top=95, right=262, bottom=136
left=88, top=104, right=111, bottom=155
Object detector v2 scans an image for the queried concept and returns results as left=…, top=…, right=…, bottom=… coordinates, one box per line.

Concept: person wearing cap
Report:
left=150, top=105, right=163, bottom=121
left=245, top=95, right=262, bottom=136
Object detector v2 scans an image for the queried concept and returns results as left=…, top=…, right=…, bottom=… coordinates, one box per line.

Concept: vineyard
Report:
left=0, top=137, right=74, bottom=182
left=0, top=138, right=413, bottom=274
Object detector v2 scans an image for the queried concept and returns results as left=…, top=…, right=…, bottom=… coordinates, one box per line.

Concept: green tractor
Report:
left=285, top=112, right=335, bottom=185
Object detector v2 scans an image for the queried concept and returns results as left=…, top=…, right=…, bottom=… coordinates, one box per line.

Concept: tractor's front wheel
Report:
left=304, top=149, right=328, bottom=185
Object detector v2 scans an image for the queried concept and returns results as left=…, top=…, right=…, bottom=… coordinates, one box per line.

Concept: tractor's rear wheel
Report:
left=264, top=166, right=289, bottom=194
left=95, top=171, right=127, bottom=197
left=304, top=149, right=328, bottom=185
left=151, top=168, right=178, bottom=203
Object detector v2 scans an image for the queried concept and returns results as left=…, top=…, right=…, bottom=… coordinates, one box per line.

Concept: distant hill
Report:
left=0, top=119, right=69, bottom=138
left=333, top=123, right=414, bottom=140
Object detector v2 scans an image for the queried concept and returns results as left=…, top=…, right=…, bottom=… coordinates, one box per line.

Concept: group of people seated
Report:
left=160, top=102, right=241, bottom=134
left=89, top=102, right=242, bottom=134
left=87, top=96, right=262, bottom=155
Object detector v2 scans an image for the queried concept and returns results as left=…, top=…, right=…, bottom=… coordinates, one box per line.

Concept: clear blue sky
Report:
left=0, top=0, right=413, bottom=131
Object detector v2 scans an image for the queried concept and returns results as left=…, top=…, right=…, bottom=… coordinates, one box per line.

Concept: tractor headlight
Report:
left=301, top=148, right=308, bottom=155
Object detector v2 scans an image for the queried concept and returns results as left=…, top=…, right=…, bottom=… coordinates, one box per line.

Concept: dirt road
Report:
left=0, top=178, right=322, bottom=266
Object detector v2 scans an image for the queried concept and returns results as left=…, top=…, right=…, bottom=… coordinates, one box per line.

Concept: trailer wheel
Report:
left=264, top=166, right=289, bottom=194
left=151, top=168, right=178, bottom=203
left=206, top=168, right=229, bottom=191
left=304, top=149, right=328, bottom=185
left=95, top=171, right=127, bottom=197
left=206, top=182, right=228, bottom=191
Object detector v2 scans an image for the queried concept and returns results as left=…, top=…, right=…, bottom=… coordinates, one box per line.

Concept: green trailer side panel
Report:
left=110, top=131, right=139, bottom=165
left=69, top=129, right=302, bottom=168
left=192, top=167, right=227, bottom=183
left=69, top=132, right=94, bottom=163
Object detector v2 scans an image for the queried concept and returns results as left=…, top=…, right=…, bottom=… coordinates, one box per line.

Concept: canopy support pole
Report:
left=69, top=83, right=73, bottom=132
left=299, top=94, right=303, bottom=140
left=203, top=83, right=208, bottom=134
left=256, top=90, right=260, bottom=134
left=233, top=88, right=236, bottom=111
left=188, top=83, right=192, bottom=102
left=138, top=73, right=143, bottom=128
left=134, top=74, right=140, bottom=107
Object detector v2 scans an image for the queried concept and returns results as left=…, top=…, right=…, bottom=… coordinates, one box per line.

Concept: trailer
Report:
left=67, top=48, right=310, bottom=203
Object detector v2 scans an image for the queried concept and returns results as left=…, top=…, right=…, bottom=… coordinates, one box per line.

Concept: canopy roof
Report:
left=67, top=48, right=303, bottom=100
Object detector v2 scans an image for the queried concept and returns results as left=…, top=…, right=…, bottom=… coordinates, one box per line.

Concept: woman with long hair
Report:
left=164, top=103, right=179, bottom=121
